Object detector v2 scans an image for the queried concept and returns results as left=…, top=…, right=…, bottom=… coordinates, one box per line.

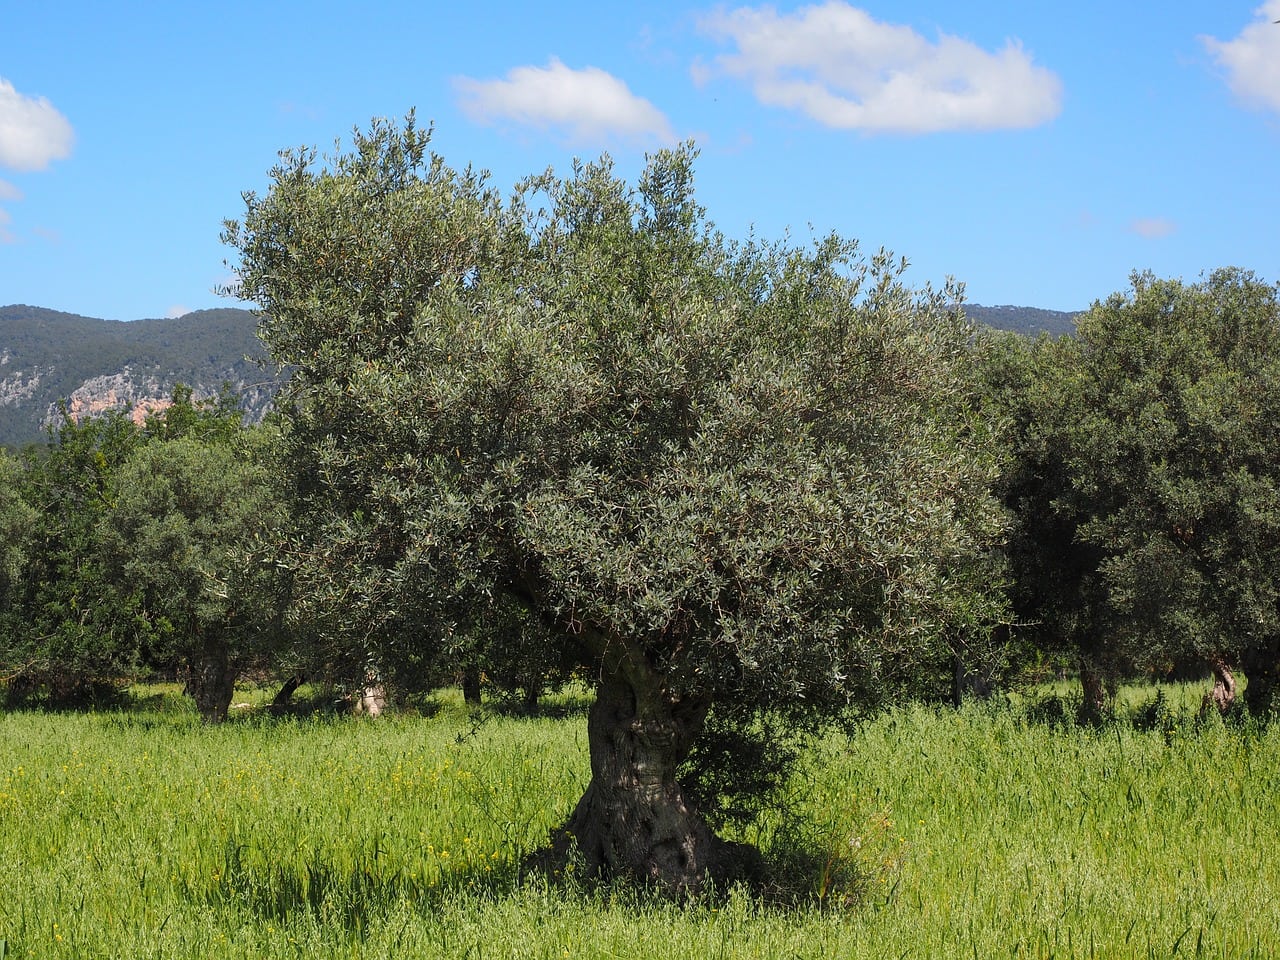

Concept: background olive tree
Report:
left=0, top=409, right=144, bottom=706
left=100, top=396, right=289, bottom=722
left=982, top=269, right=1280, bottom=720
left=225, top=117, right=1008, bottom=892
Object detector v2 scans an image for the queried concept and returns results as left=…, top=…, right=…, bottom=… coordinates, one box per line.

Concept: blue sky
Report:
left=1, top=1, right=1278, bottom=320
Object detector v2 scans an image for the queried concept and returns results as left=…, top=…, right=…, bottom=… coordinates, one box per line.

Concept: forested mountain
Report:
left=962, top=304, right=1080, bottom=337
left=0, top=305, right=281, bottom=448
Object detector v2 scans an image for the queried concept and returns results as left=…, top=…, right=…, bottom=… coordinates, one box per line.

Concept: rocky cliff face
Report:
left=48, top=370, right=172, bottom=427
left=0, top=305, right=282, bottom=447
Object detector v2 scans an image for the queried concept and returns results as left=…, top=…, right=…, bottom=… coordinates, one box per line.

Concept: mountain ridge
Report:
left=0, top=304, right=280, bottom=448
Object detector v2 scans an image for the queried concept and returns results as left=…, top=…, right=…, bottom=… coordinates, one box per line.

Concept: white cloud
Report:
left=166, top=305, right=190, bottom=319
left=1130, top=217, right=1177, bottom=239
left=1201, top=2, right=1280, bottom=115
left=454, top=58, right=676, bottom=146
left=699, top=3, right=1062, bottom=134
left=0, top=78, right=74, bottom=171
left=0, top=179, right=21, bottom=201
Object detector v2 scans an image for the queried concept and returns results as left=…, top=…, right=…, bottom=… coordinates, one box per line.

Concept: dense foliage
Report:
left=981, top=269, right=1280, bottom=719
left=0, top=388, right=288, bottom=719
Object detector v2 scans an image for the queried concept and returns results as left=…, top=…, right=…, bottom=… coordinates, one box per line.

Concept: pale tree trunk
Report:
left=1200, top=657, right=1237, bottom=717
left=188, top=636, right=236, bottom=724
left=351, top=671, right=387, bottom=716
left=530, top=637, right=757, bottom=895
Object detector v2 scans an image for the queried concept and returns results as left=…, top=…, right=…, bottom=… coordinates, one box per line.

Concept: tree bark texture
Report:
left=188, top=638, right=236, bottom=724
left=1077, top=655, right=1113, bottom=726
left=531, top=638, right=756, bottom=895
left=1200, top=657, right=1237, bottom=717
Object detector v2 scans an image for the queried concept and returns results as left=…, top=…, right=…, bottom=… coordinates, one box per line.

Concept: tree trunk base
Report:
left=1200, top=658, right=1237, bottom=718
left=188, top=644, right=236, bottom=724
left=1077, top=656, right=1113, bottom=726
left=527, top=779, right=762, bottom=896
left=524, top=646, right=764, bottom=897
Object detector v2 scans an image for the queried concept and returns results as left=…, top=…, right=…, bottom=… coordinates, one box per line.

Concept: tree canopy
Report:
left=226, top=117, right=1006, bottom=890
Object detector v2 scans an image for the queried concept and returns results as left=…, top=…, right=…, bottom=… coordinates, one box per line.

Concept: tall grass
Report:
left=0, top=685, right=1277, bottom=958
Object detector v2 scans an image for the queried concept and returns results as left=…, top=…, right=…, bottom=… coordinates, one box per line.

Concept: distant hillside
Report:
left=0, top=305, right=281, bottom=449
left=963, top=304, right=1081, bottom=338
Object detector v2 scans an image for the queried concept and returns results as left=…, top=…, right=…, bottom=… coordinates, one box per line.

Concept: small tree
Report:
left=2, top=409, right=144, bottom=705
left=100, top=401, right=288, bottom=722
left=225, top=117, right=1006, bottom=890
left=0, top=450, right=38, bottom=684
left=975, top=329, right=1120, bottom=720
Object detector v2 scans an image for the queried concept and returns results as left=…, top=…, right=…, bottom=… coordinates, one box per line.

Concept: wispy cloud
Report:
left=454, top=58, right=676, bottom=147
left=1201, top=1, right=1280, bottom=115
left=1130, top=217, right=1177, bottom=239
left=0, top=77, right=74, bottom=171
left=0, top=179, right=22, bottom=243
left=698, top=2, right=1062, bottom=134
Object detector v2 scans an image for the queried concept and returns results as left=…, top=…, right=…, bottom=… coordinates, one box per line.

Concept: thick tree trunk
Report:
left=530, top=639, right=757, bottom=895
left=1241, top=645, right=1278, bottom=717
left=1077, top=655, right=1112, bottom=726
left=188, top=639, right=236, bottom=724
left=1200, top=657, right=1236, bottom=717
left=461, top=670, right=482, bottom=706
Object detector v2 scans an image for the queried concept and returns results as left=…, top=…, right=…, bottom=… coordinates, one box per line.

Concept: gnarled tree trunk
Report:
left=1200, top=656, right=1237, bottom=717
left=531, top=637, right=756, bottom=895
left=188, top=637, right=236, bottom=724
left=1077, top=654, right=1113, bottom=726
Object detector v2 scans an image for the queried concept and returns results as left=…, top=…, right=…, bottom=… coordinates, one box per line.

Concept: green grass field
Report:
left=1, top=684, right=1277, bottom=959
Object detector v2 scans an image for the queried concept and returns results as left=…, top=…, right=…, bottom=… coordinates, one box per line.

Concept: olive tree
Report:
left=2, top=409, right=144, bottom=705
left=985, top=270, right=1280, bottom=719
left=100, top=403, right=289, bottom=722
left=0, top=450, right=38, bottom=667
left=225, top=117, right=1006, bottom=891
